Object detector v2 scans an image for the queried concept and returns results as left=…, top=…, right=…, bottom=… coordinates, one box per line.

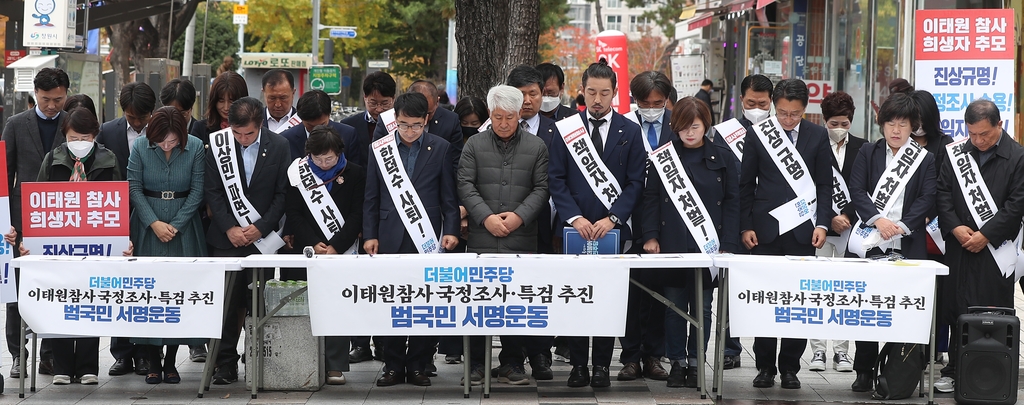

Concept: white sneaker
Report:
left=808, top=350, right=826, bottom=371
left=80, top=374, right=98, bottom=385
left=52, top=375, right=71, bottom=385
left=934, top=376, right=954, bottom=393
left=833, top=352, right=853, bottom=372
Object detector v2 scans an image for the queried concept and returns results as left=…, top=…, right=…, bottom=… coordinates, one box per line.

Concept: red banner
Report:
left=914, top=9, right=1013, bottom=61
left=21, top=182, right=129, bottom=238
left=595, top=30, right=631, bottom=114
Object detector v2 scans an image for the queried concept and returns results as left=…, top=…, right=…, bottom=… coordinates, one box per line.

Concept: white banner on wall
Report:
left=670, top=54, right=705, bottom=100
left=305, top=255, right=631, bottom=336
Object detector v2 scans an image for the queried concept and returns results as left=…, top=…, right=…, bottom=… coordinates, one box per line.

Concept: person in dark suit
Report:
left=695, top=79, right=713, bottom=111
left=281, top=90, right=362, bottom=165
left=549, top=59, right=646, bottom=388
left=371, top=80, right=464, bottom=169
left=847, top=93, right=936, bottom=393
left=617, top=70, right=674, bottom=384
left=190, top=72, right=248, bottom=148
left=98, top=82, right=157, bottom=182
left=284, top=125, right=365, bottom=386
left=740, top=79, right=833, bottom=390
left=536, top=62, right=579, bottom=121
left=363, top=93, right=460, bottom=387
left=261, top=69, right=298, bottom=133
left=643, top=97, right=740, bottom=388
left=160, top=78, right=199, bottom=134
left=340, top=72, right=396, bottom=172
left=204, top=97, right=291, bottom=385
left=454, top=96, right=488, bottom=143
left=1, top=67, right=70, bottom=379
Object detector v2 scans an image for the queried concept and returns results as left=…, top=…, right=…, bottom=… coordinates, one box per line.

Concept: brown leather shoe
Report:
left=616, top=362, right=640, bottom=381
left=643, top=357, right=669, bottom=381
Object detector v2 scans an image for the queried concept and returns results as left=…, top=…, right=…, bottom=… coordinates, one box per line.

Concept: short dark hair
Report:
left=670, top=97, right=712, bottom=133
left=740, top=74, right=773, bottom=98
left=668, top=87, right=678, bottom=104
left=296, top=90, right=331, bottom=121
left=408, top=80, right=439, bottom=99
left=305, top=124, right=345, bottom=156
left=362, top=71, right=397, bottom=97
left=34, top=68, right=70, bottom=92
left=701, top=79, right=714, bottom=87
left=506, top=65, right=544, bottom=90
left=535, top=63, right=565, bottom=87
left=877, top=92, right=921, bottom=130
left=772, top=78, right=809, bottom=107
left=262, top=69, right=295, bottom=90
left=146, top=106, right=188, bottom=150
left=820, top=91, right=855, bottom=121
left=964, top=99, right=1001, bottom=127
left=206, top=71, right=249, bottom=128
left=160, top=78, right=197, bottom=111
left=888, top=78, right=914, bottom=95
left=394, top=92, right=429, bottom=119
left=911, top=90, right=942, bottom=138
left=61, top=107, right=100, bottom=136
left=119, top=82, right=157, bottom=115
left=228, top=97, right=265, bottom=127
left=630, top=71, right=673, bottom=103
left=64, top=94, right=97, bottom=116
left=582, top=58, right=616, bottom=88
left=454, top=96, right=488, bottom=123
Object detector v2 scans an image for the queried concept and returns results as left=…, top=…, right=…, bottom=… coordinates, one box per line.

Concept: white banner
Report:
left=305, top=255, right=630, bottom=336
left=211, top=128, right=285, bottom=254
left=370, top=135, right=441, bottom=254
left=16, top=258, right=226, bottom=338
left=555, top=114, right=623, bottom=211
left=728, top=257, right=936, bottom=343
left=713, top=118, right=746, bottom=160
left=847, top=141, right=927, bottom=257
left=752, top=116, right=818, bottom=234
left=0, top=196, right=13, bottom=303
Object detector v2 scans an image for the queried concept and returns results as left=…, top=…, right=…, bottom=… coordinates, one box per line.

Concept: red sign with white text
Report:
left=595, top=30, right=631, bottom=114
left=915, top=9, right=1013, bottom=60
left=22, top=182, right=129, bottom=238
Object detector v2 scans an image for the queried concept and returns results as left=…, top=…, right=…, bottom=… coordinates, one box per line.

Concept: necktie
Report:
left=647, top=122, right=658, bottom=150
left=786, top=129, right=795, bottom=143
left=590, top=118, right=607, bottom=155
left=520, top=120, right=529, bottom=133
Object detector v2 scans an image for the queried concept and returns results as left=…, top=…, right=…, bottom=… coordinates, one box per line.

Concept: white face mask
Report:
left=828, top=127, right=848, bottom=143
left=540, top=96, right=561, bottom=113
left=913, top=127, right=926, bottom=137
left=743, top=108, right=770, bottom=124
left=638, top=108, right=664, bottom=123
left=67, top=140, right=95, bottom=159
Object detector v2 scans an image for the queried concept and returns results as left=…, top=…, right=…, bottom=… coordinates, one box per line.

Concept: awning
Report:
left=685, top=12, right=715, bottom=31
left=757, top=0, right=776, bottom=9
left=721, top=0, right=755, bottom=12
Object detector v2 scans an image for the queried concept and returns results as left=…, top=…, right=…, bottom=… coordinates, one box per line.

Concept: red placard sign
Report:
left=915, top=9, right=1013, bottom=61
left=595, top=30, right=631, bottom=114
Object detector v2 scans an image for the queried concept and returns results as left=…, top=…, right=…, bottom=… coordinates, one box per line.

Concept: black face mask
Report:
left=462, top=126, right=479, bottom=139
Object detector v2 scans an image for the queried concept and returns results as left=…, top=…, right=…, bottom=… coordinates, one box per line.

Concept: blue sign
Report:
left=792, top=0, right=807, bottom=79
left=329, top=28, right=357, bottom=39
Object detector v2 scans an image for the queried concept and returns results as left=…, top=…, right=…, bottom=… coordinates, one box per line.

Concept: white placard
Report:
left=713, top=118, right=746, bottom=160
left=728, top=258, right=936, bottom=343
left=305, top=256, right=630, bottom=336
left=22, top=236, right=130, bottom=258
left=17, top=258, right=226, bottom=338
left=670, top=54, right=705, bottom=100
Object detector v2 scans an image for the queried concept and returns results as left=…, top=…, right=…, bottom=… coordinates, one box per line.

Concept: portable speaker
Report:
left=955, top=307, right=1019, bottom=405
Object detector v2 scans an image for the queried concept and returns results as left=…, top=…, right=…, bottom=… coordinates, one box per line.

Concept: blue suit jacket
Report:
left=340, top=112, right=374, bottom=165
left=363, top=133, right=461, bottom=253
left=372, top=106, right=464, bottom=170
left=280, top=120, right=364, bottom=166
left=549, top=110, right=646, bottom=241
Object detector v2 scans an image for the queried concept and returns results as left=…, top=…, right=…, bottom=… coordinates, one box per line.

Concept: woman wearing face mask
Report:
left=126, top=106, right=208, bottom=384
left=642, top=97, right=739, bottom=388
left=454, top=96, right=488, bottom=144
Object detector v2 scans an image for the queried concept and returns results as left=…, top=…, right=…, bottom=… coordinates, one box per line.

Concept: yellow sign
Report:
left=233, top=5, right=248, bottom=15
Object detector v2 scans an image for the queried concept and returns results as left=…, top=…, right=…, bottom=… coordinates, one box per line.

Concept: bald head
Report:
left=408, top=80, right=440, bottom=120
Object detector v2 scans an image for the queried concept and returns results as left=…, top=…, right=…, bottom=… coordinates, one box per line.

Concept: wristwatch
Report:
left=609, top=214, right=622, bottom=225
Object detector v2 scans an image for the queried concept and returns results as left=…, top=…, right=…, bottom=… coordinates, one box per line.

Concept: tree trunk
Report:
left=593, top=0, right=604, bottom=32
left=107, top=0, right=200, bottom=86
left=455, top=0, right=540, bottom=100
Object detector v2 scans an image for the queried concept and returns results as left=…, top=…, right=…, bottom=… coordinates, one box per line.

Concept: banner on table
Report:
left=914, top=9, right=1014, bottom=139
left=18, top=259, right=225, bottom=338
left=306, top=256, right=630, bottom=336
left=728, top=258, right=935, bottom=343
left=21, top=181, right=130, bottom=258
left=0, top=142, right=14, bottom=303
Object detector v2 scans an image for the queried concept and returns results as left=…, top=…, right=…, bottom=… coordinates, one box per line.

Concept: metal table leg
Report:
left=713, top=269, right=728, bottom=400
left=926, top=280, right=937, bottom=404
left=483, top=335, right=492, bottom=398
left=463, top=336, right=471, bottom=397
left=30, top=335, right=36, bottom=392
left=250, top=267, right=260, bottom=399
left=199, top=271, right=236, bottom=398
left=18, top=319, right=25, bottom=398
left=695, top=271, right=706, bottom=399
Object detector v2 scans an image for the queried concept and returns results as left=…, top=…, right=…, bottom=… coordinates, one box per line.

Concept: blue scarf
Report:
left=308, top=153, right=347, bottom=191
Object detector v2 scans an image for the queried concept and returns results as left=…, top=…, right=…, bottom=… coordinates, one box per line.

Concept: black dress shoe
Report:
left=643, top=357, right=669, bottom=381
left=134, top=358, right=150, bottom=375
left=780, top=371, right=801, bottom=389
left=108, top=359, right=133, bottom=376
left=407, top=370, right=431, bottom=386
left=590, top=366, right=611, bottom=388
left=617, top=362, right=640, bottom=381
left=529, top=354, right=553, bottom=380
left=684, top=366, right=699, bottom=388
left=349, top=346, right=373, bottom=363
left=567, top=365, right=590, bottom=387
left=666, top=363, right=686, bottom=388
left=723, top=355, right=741, bottom=370
left=752, top=369, right=775, bottom=388
left=376, top=369, right=403, bottom=386
left=212, top=366, right=238, bottom=385
left=851, top=371, right=873, bottom=392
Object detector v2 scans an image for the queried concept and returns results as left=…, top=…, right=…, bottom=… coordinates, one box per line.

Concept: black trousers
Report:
left=212, top=246, right=262, bottom=369
left=567, top=337, right=615, bottom=368
left=852, top=341, right=878, bottom=372
left=438, top=336, right=463, bottom=355
left=51, top=337, right=99, bottom=378
left=379, top=336, right=436, bottom=374
left=280, top=267, right=350, bottom=372
left=750, top=230, right=813, bottom=374
left=618, top=268, right=666, bottom=364
left=498, top=336, right=553, bottom=366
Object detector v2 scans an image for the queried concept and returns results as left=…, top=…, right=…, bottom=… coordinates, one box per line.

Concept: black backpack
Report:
left=872, top=342, right=925, bottom=400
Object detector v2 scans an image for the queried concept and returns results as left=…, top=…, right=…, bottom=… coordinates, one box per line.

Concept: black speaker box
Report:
left=955, top=307, right=1019, bottom=405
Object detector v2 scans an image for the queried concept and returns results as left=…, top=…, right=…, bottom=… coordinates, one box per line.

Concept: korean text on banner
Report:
left=305, top=256, right=630, bottom=336
left=914, top=9, right=1014, bottom=139
left=728, top=258, right=935, bottom=343
left=0, top=142, right=13, bottom=303
left=21, top=181, right=130, bottom=258
left=18, top=259, right=225, bottom=338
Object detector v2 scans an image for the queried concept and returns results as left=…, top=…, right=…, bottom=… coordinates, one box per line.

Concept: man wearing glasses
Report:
left=342, top=72, right=396, bottom=168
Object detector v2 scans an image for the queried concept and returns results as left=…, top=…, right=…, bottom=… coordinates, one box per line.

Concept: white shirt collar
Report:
left=522, top=114, right=541, bottom=135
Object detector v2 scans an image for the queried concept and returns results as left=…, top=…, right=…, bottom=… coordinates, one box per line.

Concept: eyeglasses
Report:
left=310, top=154, right=338, bottom=166
left=397, top=123, right=425, bottom=131
left=366, top=99, right=393, bottom=109
left=776, top=110, right=805, bottom=120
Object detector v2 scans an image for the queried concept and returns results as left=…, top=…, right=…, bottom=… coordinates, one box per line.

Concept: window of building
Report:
left=606, top=0, right=622, bottom=8
left=607, top=15, right=622, bottom=31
